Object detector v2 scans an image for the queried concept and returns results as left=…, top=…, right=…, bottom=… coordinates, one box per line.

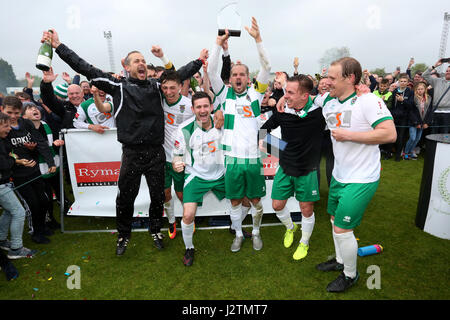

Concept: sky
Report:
left=1, top=0, right=449, bottom=83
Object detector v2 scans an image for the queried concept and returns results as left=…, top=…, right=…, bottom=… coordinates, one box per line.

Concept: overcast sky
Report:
left=1, top=0, right=449, bottom=83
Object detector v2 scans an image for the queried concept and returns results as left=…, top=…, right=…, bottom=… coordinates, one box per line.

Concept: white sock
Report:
left=181, top=220, right=194, bottom=249
left=164, top=199, right=175, bottom=224
left=334, top=230, right=358, bottom=278
left=251, top=201, right=264, bottom=235
left=275, top=206, right=293, bottom=230
left=241, top=205, right=251, bottom=223
left=300, top=212, right=315, bottom=245
left=331, top=219, right=343, bottom=264
left=230, top=204, right=243, bottom=237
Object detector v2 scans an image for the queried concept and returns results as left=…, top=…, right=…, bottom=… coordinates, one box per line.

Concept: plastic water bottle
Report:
left=357, top=244, right=383, bottom=257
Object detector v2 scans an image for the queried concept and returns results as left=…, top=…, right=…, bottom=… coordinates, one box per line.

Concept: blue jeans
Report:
left=0, top=183, right=26, bottom=250
left=404, top=127, right=423, bottom=155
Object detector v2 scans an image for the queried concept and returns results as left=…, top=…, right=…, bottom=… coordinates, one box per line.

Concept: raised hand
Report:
left=62, top=72, right=71, bottom=84
left=199, top=49, right=209, bottom=61
left=41, top=29, right=61, bottom=48
left=244, top=17, right=262, bottom=42
left=151, top=45, right=164, bottom=58
left=216, top=30, right=230, bottom=47
left=42, top=67, right=58, bottom=83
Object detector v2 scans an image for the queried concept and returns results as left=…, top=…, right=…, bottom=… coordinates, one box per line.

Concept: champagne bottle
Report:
left=190, top=77, right=201, bottom=92
left=36, top=30, right=53, bottom=71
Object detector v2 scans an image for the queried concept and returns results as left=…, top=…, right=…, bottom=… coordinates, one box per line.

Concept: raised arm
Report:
left=41, top=29, right=120, bottom=94
left=246, top=17, right=271, bottom=91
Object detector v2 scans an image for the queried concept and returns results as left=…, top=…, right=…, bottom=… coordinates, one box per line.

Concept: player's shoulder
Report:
left=178, top=116, right=196, bottom=131
left=357, top=92, right=381, bottom=104
left=180, top=95, right=192, bottom=106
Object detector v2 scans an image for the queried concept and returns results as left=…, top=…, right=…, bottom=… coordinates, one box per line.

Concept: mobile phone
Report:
left=440, top=58, right=450, bottom=63
left=396, top=66, right=401, bottom=71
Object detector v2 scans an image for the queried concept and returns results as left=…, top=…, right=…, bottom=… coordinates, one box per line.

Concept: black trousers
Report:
left=14, top=175, right=49, bottom=235
left=116, top=144, right=165, bottom=238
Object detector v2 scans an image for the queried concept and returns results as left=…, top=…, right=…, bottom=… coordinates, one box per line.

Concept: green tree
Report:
left=318, top=47, right=351, bottom=70
left=0, top=58, right=18, bottom=94
left=411, top=63, right=428, bottom=76
left=370, top=68, right=386, bottom=77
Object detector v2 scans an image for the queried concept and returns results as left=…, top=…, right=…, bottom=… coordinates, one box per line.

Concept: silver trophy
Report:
left=217, top=2, right=242, bottom=37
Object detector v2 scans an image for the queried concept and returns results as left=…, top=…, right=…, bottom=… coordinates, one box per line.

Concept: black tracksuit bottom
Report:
left=14, top=175, right=48, bottom=235
left=116, top=144, right=165, bottom=238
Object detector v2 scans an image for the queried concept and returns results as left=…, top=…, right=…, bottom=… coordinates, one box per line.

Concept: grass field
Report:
left=0, top=155, right=449, bottom=301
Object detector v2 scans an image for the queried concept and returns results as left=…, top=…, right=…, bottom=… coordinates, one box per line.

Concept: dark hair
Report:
left=331, top=57, right=362, bottom=85
left=21, top=101, right=38, bottom=115
left=398, top=73, right=409, bottom=80
left=2, top=96, right=22, bottom=110
left=15, top=92, right=31, bottom=100
left=124, top=50, right=142, bottom=66
left=80, top=80, right=91, bottom=87
left=287, top=74, right=314, bottom=94
left=0, top=112, right=10, bottom=124
left=192, top=91, right=212, bottom=106
left=380, top=78, right=390, bottom=85
left=159, top=70, right=181, bottom=85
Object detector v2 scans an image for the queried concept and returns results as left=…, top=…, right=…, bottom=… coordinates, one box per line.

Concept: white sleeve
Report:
left=207, top=43, right=226, bottom=98
left=361, top=94, right=393, bottom=128
left=255, top=42, right=271, bottom=86
left=73, top=106, right=90, bottom=129
left=173, top=127, right=186, bottom=158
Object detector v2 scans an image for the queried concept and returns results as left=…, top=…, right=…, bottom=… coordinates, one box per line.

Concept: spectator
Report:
left=0, top=112, right=37, bottom=259
left=391, top=73, right=414, bottom=161
left=404, top=82, right=433, bottom=160
left=73, top=86, right=115, bottom=133
left=22, top=102, right=65, bottom=230
left=423, top=59, right=450, bottom=134
left=1, top=96, right=56, bottom=244
left=0, top=250, right=19, bottom=280
left=80, top=81, right=93, bottom=101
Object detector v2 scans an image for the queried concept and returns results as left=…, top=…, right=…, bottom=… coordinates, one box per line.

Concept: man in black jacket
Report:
left=259, top=75, right=325, bottom=261
left=391, top=73, right=414, bottom=161
left=41, top=29, right=206, bottom=255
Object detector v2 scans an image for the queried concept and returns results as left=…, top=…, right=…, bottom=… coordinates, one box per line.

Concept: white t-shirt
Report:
left=315, top=92, right=393, bottom=183
left=74, top=95, right=115, bottom=129
left=173, top=116, right=225, bottom=181
left=163, top=95, right=194, bottom=162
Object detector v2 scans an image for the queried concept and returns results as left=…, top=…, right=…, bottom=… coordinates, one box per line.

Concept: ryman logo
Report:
left=74, top=162, right=120, bottom=187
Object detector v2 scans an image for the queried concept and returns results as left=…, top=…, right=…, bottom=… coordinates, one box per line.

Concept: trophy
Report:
left=217, top=2, right=242, bottom=37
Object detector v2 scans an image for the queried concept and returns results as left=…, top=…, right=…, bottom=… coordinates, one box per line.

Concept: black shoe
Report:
left=183, top=248, right=195, bottom=266
left=43, top=227, right=54, bottom=236
left=31, top=233, right=50, bottom=244
left=46, top=220, right=61, bottom=230
left=316, top=258, right=344, bottom=272
left=229, top=227, right=252, bottom=239
left=116, top=237, right=129, bottom=256
left=151, top=232, right=164, bottom=250
left=326, top=271, right=359, bottom=293
left=2, top=261, right=19, bottom=281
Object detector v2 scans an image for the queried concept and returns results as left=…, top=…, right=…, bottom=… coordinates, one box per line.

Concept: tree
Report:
left=318, top=47, right=351, bottom=70
left=370, top=68, right=386, bottom=77
left=411, top=63, right=428, bottom=76
left=0, top=58, right=18, bottom=94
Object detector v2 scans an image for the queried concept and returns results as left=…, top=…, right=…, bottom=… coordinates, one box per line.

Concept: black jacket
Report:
left=391, top=87, right=414, bottom=122
left=40, top=81, right=78, bottom=129
left=6, top=118, right=55, bottom=179
left=0, top=139, right=15, bottom=185
left=260, top=106, right=325, bottom=177
left=54, top=43, right=202, bottom=147
left=408, top=96, right=433, bottom=127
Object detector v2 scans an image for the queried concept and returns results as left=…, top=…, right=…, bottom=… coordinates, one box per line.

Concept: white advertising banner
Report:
left=65, top=128, right=300, bottom=217
left=424, top=142, right=450, bottom=239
